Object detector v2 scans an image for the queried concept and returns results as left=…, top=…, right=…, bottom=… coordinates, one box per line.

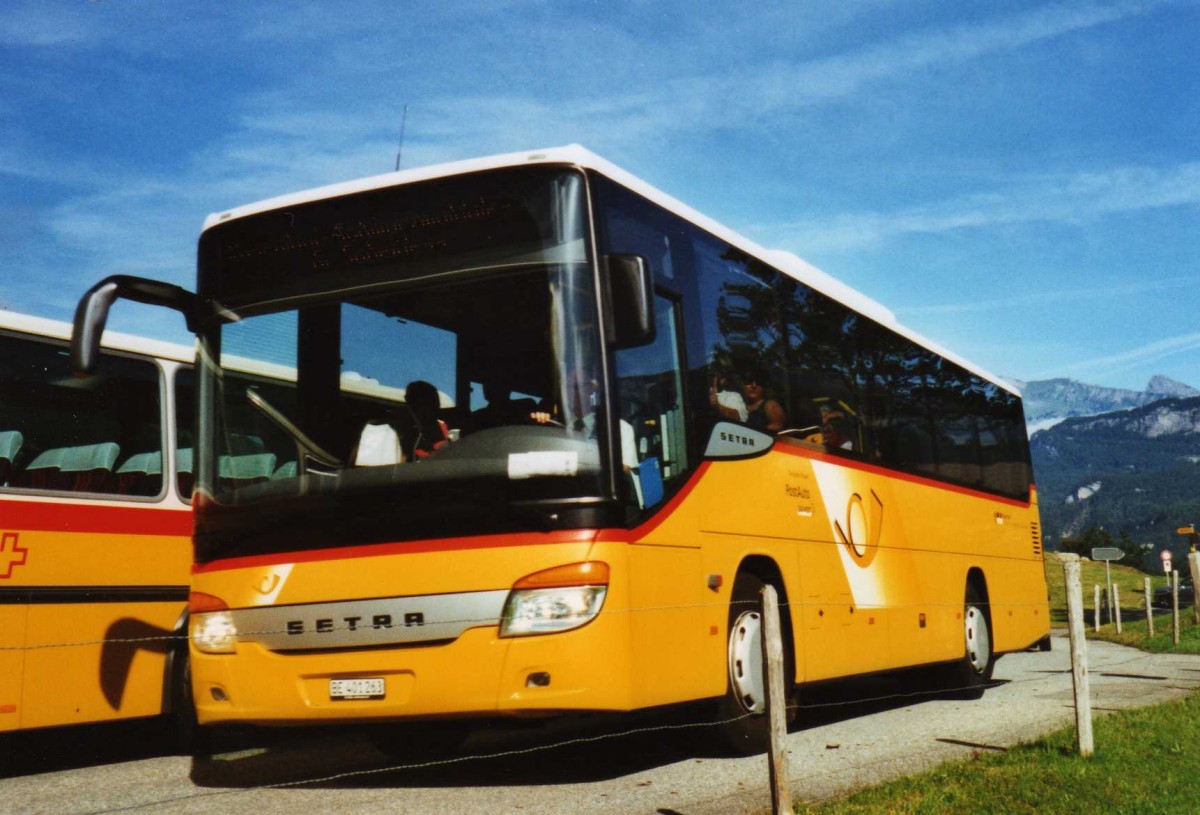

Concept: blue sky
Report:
left=2, top=0, right=1198, bottom=392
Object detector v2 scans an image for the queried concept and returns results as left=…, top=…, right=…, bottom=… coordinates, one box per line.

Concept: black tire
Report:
left=716, top=572, right=795, bottom=755
left=168, top=648, right=210, bottom=756
left=946, top=583, right=995, bottom=700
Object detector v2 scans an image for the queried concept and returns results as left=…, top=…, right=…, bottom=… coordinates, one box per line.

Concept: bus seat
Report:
left=218, top=452, right=277, bottom=489
left=115, top=451, right=164, bottom=496
left=0, top=430, right=22, bottom=485
left=272, top=461, right=298, bottom=479
left=20, top=442, right=121, bottom=493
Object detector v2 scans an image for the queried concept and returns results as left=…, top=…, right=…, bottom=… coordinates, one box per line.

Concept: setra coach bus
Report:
left=71, top=146, right=1049, bottom=753
left=0, top=308, right=194, bottom=739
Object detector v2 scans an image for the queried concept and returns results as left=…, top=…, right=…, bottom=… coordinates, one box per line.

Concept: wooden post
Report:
left=1113, top=584, right=1122, bottom=634
left=1105, top=560, right=1114, bottom=625
left=761, top=584, right=791, bottom=815
left=1173, top=570, right=1181, bottom=646
left=1062, top=557, right=1094, bottom=757
left=1145, top=577, right=1154, bottom=638
left=1094, top=584, right=1101, bottom=632
left=1188, top=552, right=1200, bottom=625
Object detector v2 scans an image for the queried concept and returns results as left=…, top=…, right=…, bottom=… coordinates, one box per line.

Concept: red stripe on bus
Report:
left=0, top=498, right=192, bottom=536
left=192, top=442, right=1032, bottom=575
left=771, top=442, right=1034, bottom=508
left=192, top=528, right=600, bottom=575
left=596, top=461, right=713, bottom=543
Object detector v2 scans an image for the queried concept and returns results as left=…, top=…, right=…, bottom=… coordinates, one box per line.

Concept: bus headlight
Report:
left=190, top=592, right=238, bottom=654
left=500, top=561, right=609, bottom=638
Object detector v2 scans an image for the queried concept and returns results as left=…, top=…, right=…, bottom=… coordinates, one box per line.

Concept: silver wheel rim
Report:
left=728, top=609, right=765, bottom=713
left=964, top=604, right=991, bottom=674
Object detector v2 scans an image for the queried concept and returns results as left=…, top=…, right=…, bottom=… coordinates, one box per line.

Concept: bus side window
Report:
left=0, top=430, right=22, bottom=486
left=0, top=333, right=163, bottom=498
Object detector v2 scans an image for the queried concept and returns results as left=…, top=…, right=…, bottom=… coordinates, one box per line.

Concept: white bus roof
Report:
left=203, top=145, right=1019, bottom=396
left=0, top=308, right=196, bottom=364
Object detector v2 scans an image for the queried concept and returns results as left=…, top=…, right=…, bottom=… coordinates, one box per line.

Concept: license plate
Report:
left=329, top=678, right=386, bottom=700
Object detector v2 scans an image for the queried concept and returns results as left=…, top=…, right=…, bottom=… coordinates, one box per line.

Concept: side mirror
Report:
left=72, top=275, right=200, bottom=374
left=604, top=254, right=655, bottom=349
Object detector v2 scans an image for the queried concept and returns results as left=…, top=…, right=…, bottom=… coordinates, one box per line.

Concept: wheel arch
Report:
left=160, top=607, right=189, bottom=717
left=734, top=555, right=798, bottom=680
left=966, top=566, right=991, bottom=614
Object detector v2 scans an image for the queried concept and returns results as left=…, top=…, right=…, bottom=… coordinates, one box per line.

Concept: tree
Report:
left=1059, top=527, right=1115, bottom=559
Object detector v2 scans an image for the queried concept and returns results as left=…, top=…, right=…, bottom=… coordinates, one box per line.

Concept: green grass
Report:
left=794, top=692, right=1200, bottom=815
left=1042, top=556, right=1164, bottom=625
left=1087, top=609, right=1200, bottom=654
left=1042, top=556, right=1200, bottom=653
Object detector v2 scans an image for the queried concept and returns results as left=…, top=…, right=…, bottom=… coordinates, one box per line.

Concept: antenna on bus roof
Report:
left=394, top=104, right=409, bottom=172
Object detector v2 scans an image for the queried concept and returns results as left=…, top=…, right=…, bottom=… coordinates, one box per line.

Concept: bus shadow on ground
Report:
left=0, top=717, right=178, bottom=779
left=190, top=672, right=996, bottom=790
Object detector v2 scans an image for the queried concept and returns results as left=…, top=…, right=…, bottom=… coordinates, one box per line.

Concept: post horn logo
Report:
left=255, top=573, right=281, bottom=595
left=833, top=490, right=883, bottom=567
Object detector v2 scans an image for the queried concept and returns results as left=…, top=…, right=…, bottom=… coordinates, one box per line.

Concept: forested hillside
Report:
left=1030, top=396, right=1200, bottom=556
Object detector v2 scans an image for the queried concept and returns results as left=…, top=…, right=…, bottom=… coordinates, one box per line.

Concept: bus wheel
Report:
left=168, top=648, right=205, bottom=756
left=948, top=583, right=994, bottom=699
left=716, top=573, right=771, bottom=755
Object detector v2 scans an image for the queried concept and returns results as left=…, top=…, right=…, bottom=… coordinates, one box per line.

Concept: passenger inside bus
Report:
left=532, top=371, right=637, bottom=472
left=403, top=380, right=450, bottom=460
left=470, top=380, right=535, bottom=431
left=817, top=399, right=855, bottom=451
left=708, top=371, right=748, bottom=423
left=741, top=368, right=787, bottom=433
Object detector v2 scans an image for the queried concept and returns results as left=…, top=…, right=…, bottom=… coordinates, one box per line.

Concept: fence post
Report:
left=761, top=584, right=791, bottom=815
left=1113, top=584, right=1122, bottom=634
left=1063, top=556, right=1094, bottom=757
left=1145, top=577, right=1154, bottom=638
left=1172, top=570, right=1181, bottom=646
left=1094, top=584, right=1101, bottom=632
left=1189, top=552, right=1200, bottom=625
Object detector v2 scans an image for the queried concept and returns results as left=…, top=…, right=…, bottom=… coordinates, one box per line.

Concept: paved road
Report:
left=3, top=634, right=1199, bottom=815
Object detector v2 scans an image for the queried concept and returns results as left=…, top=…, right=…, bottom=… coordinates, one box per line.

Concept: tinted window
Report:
left=590, top=175, right=1031, bottom=501
left=0, top=333, right=163, bottom=497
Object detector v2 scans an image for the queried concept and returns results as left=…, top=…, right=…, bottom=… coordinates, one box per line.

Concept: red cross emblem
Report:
left=0, top=532, right=28, bottom=578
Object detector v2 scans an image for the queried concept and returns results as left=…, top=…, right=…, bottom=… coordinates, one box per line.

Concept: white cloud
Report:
left=899, top=275, right=1200, bottom=318
left=3, top=0, right=1188, bottom=345
left=1035, top=331, right=1200, bottom=381
left=770, top=161, right=1200, bottom=254
left=0, top=4, right=101, bottom=47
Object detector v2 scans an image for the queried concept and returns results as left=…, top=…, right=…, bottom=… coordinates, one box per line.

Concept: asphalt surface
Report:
left=3, top=633, right=1199, bottom=815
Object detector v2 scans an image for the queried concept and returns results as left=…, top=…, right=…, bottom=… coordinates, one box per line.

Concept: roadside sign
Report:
left=1177, top=526, right=1195, bottom=535
left=1161, top=550, right=1173, bottom=561
left=1090, top=548, right=1125, bottom=625
left=1163, top=549, right=1174, bottom=574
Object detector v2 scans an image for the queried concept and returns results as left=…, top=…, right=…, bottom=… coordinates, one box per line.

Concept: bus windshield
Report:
left=195, top=168, right=610, bottom=559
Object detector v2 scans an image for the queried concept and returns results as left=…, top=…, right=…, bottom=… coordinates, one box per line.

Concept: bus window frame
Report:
left=0, top=327, right=175, bottom=505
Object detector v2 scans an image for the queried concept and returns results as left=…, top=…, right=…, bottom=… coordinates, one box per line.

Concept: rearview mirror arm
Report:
left=72, top=275, right=201, bottom=374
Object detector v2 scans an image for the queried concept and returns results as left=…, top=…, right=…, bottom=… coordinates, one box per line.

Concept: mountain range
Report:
left=1014, top=375, right=1200, bottom=435
left=1022, top=375, right=1200, bottom=558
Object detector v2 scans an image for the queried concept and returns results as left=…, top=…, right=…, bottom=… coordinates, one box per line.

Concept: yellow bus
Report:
left=0, top=309, right=194, bottom=738
left=72, top=146, right=1049, bottom=754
